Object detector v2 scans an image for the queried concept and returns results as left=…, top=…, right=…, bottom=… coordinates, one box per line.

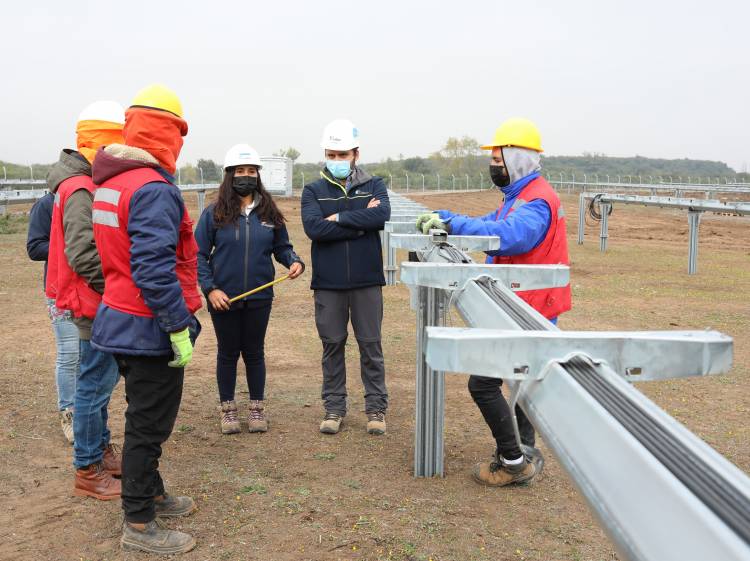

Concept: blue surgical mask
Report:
left=326, top=159, right=352, bottom=180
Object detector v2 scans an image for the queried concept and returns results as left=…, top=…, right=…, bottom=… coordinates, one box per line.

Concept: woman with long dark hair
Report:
left=195, top=144, right=304, bottom=435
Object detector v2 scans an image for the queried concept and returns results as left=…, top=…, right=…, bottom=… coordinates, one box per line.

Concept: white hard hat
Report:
left=77, top=100, right=125, bottom=125
left=320, top=119, right=360, bottom=151
left=224, top=143, right=262, bottom=170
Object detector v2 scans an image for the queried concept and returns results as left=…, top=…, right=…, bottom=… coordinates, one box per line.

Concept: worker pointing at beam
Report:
left=195, top=143, right=304, bottom=435
left=416, top=117, right=572, bottom=487
left=91, top=84, right=201, bottom=554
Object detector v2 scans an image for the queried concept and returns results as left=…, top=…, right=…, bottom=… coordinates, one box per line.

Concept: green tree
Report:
left=274, top=147, right=301, bottom=162
left=196, top=159, right=221, bottom=182
left=430, top=136, right=483, bottom=178
left=178, top=163, right=198, bottom=185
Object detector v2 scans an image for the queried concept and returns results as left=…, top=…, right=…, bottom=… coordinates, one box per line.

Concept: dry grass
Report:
left=0, top=190, right=747, bottom=560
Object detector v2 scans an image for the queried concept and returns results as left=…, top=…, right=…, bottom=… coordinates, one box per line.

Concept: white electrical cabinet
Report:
left=260, top=157, right=293, bottom=197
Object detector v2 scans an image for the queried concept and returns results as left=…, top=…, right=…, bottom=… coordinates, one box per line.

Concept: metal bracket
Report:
left=388, top=215, right=426, bottom=223
left=384, top=221, right=420, bottom=234
left=400, top=262, right=570, bottom=292
left=388, top=232, right=500, bottom=252
left=424, top=327, right=733, bottom=381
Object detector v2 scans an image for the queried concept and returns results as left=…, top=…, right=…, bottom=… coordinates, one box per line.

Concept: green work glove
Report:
left=416, top=213, right=439, bottom=232
left=420, top=216, right=450, bottom=235
left=168, top=327, right=193, bottom=368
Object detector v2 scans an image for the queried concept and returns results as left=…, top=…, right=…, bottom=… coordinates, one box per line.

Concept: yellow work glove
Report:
left=168, top=327, right=193, bottom=368
left=416, top=213, right=439, bottom=231
left=420, top=216, right=449, bottom=235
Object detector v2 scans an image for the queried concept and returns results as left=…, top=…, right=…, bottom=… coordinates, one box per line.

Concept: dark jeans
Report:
left=115, top=354, right=184, bottom=524
left=468, top=375, right=536, bottom=461
left=314, top=287, right=387, bottom=415
left=209, top=300, right=272, bottom=402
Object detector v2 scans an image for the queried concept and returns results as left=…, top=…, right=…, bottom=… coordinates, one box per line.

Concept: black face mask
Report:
left=489, top=164, right=510, bottom=188
left=232, top=175, right=258, bottom=197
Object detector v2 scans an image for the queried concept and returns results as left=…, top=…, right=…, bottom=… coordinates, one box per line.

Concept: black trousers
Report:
left=209, top=300, right=272, bottom=403
left=468, top=375, right=536, bottom=460
left=115, top=354, right=184, bottom=523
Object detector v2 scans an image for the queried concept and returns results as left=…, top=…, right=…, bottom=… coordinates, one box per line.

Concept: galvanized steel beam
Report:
left=424, top=327, right=733, bottom=381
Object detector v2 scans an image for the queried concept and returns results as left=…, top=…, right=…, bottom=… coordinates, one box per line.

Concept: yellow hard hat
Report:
left=130, top=84, right=184, bottom=118
left=481, top=117, right=543, bottom=152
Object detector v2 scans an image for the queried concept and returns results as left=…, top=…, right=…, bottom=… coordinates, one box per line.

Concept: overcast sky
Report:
left=2, top=0, right=748, bottom=170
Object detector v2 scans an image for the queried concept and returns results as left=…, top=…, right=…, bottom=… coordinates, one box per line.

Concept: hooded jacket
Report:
left=436, top=147, right=552, bottom=256
left=195, top=197, right=304, bottom=310
left=45, top=149, right=104, bottom=339
left=90, top=144, right=201, bottom=356
left=435, top=147, right=571, bottom=319
left=301, top=166, right=390, bottom=290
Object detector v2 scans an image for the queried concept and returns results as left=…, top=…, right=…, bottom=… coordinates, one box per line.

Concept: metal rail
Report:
left=548, top=178, right=750, bottom=198
left=0, top=182, right=295, bottom=215
left=578, top=193, right=750, bottom=274
left=389, top=196, right=748, bottom=559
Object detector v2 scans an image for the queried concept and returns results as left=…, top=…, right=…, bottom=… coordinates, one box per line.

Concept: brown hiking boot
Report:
left=121, top=518, right=196, bottom=555
left=319, top=412, right=343, bottom=434
left=155, top=494, right=196, bottom=518
left=366, top=411, right=386, bottom=435
left=74, top=462, right=121, bottom=500
left=60, top=408, right=74, bottom=445
left=219, top=400, right=241, bottom=434
left=248, top=400, right=268, bottom=433
left=102, top=443, right=122, bottom=477
left=472, top=452, right=537, bottom=487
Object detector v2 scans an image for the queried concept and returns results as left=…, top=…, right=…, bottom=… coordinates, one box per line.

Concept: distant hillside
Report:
left=3, top=154, right=746, bottom=187
left=540, top=154, right=737, bottom=180
left=293, top=154, right=746, bottom=187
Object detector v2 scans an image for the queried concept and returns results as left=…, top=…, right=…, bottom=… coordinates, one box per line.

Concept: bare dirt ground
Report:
left=0, top=190, right=747, bottom=561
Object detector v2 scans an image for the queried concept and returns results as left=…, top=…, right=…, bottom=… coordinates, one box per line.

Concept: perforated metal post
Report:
left=578, top=192, right=586, bottom=245
left=687, top=210, right=701, bottom=275
left=599, top=202, right=611, bottom=252
left=414, top=285, right=446, bottom=477
left=197, top=190, right=206, bottom=213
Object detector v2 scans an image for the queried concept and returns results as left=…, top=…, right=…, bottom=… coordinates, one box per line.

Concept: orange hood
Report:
left=76, top=120, right=124, bottom=164
left=122, top=107, right=188, bottom=175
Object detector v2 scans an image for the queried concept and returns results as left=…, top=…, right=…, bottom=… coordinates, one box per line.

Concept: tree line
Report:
left=3, top=136, right=747, bottom=186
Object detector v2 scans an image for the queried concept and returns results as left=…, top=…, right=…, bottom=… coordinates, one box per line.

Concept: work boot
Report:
left=219, top=400, right=241, bottom=434
left=121, top=518, right=196, bottom=555
left=247, top=400, right=268, bottom=433
left=319, top=412, right=343, bottom=434
left=155, top=493, right=196, bottom=518
left=60, top=408, right=74, bottom=445
left=366, top=411, right=386, bottom=435
left=472, top=451, right=537, bottom=487
left=102, top=443, right=122, bottom=477
left=73, top=462, right=121, bottom=500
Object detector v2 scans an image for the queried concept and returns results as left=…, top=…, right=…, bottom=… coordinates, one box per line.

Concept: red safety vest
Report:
left=45, top=176, right=102, bottom=319
left=493, top=176, right=572, bottom=319
left=91, top=167, right=202, bottom=318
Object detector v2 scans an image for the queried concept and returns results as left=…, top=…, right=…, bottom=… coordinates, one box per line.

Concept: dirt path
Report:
left=0, top=190, right=747, bottom=560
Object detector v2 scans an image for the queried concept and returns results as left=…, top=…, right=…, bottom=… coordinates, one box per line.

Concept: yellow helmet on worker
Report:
left=130, top=84, right=184, bottom=118
left=481, top=117, right=543, bottom=153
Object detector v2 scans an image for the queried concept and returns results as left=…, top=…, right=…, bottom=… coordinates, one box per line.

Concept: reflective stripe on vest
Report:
left=92, top=209, right=119, bottom=227
left=94, top=187, right=121, bottom=206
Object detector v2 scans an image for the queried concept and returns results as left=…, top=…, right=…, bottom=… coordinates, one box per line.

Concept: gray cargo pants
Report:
left=314, top=286, right=388, bottom=416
